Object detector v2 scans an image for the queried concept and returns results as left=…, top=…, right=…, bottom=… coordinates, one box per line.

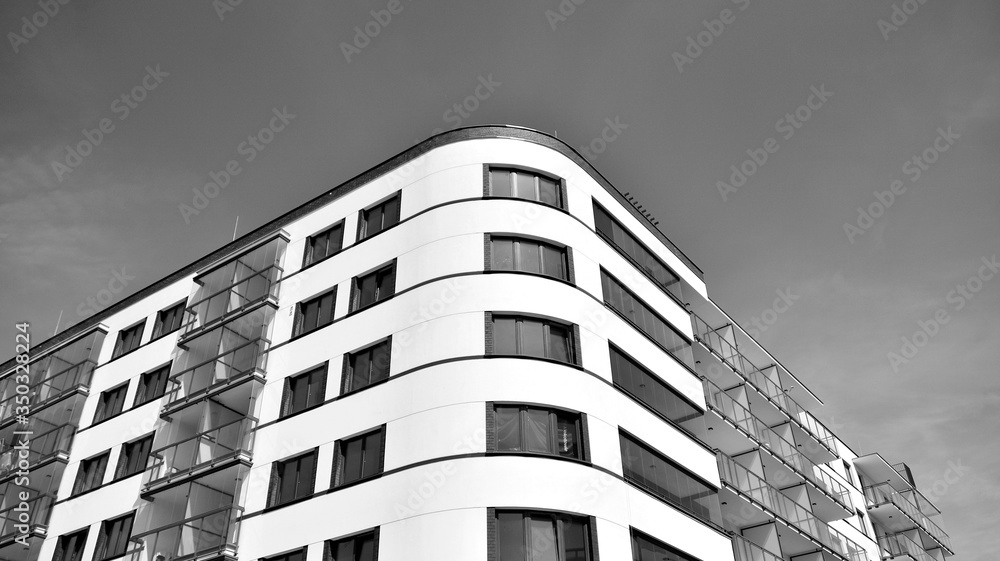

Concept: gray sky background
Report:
left=1, top=1, right=997, bottom=557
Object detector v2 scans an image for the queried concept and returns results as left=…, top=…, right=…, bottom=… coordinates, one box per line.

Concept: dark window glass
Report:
left=359, top=194, right=400, bottom=240
left=134, top=364, right=170, bottom=406
left=116, top=435, right=154, bottom=479
left=73, top=452, right=110, bottom=495
left=593, top=203, right=684, bottom=303
left=284, top=365, right=327, bottom=417
left=489, top=168, right=564, bottom=209
left=113, top=322, right=145, bottom=358
left=270, top=450, right=317, bottom=507
left=324, top=531, right=377, bottom=561
left=305, top=222, right=345, bottom=266
left=295, top=288, right=336, bottom=336
left=264, top=548, right=307, bottom=561
left=491, top=236, right=568, bottom=281
left=97, top=512, right=134, bottom=561
left=346, top=340, right=390, bottom=393
left=493, top=405, right=582, bottom=460
left=600, top=270, right=693, bottom=368
left=152, top=302, right=185, bottom=339
left=609, top=345, right=701, bottom=423
left=94, top=383, right=128, bottom=423
left=54, top=528, right=89, bottom=561
left=335, top=428, right=383, bottom=487
left=491, top=315, right=575, bottom=364
left=351, top=264, right=395, bottom=312
left=631, top=529, right=700, bottom=561
left=495, top=511, right=591, bottom=561
left=619, top=432, right=721, bottom=526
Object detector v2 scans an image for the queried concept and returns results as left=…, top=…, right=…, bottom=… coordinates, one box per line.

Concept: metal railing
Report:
left=703, top=378, right=853, bottom=512
left=180, top=265, right=281, bottom=339
left=0, top=359, right=96, bottom=423
left=718, top=452, right=868, bottom=561
left=0, top=423, right=75, bottom=478
left=165, top=337, right=269, bottom=407
left=692, top=313, right=837, bottom=457
left=144, top=418, right=256, bottom=489
left=732, top=533, right=784, bottom=561
left=879, top=532, right=936, bottom=561
left=865, top=483, right=951, bottom=551
left=126, top=505, right=242, bottom=561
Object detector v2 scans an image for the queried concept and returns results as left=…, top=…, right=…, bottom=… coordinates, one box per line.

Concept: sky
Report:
left=0, top=0, right=997, bottom=557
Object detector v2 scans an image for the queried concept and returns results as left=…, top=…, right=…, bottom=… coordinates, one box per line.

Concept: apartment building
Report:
left=0, top=126, right=954, bottom=561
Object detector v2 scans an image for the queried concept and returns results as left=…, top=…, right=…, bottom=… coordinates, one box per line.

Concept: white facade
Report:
left=0, top=127, right=951, bottom=561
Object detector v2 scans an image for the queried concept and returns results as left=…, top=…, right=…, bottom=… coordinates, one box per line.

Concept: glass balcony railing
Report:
left=144, top=418, right=256, bottom=490
left=732, top=533, right=784, bottom=561
left=0, top=359, right=96, bottom=424
left=180, top=265, right=282, bottom=340
left=692, top=313, right=837, bottom=457
left=165, top=337, right=269, bottom=408
left=0, top=493, right=54, bottom=539
left=0, top=424, right=75, bottom=479
left=879, top=532, right=936, bottom=561
left=865, top=483, right=951, bottom=552
left=703, top=378, right=853, bottom=512
left=718, top=452, right=868, bottom=561
left=127, top=505, right=242, bottom=561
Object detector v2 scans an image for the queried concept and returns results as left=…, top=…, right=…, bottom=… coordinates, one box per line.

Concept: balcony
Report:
left=163, top=337, right=269, bottom=415
left=179, top=264, right=282, bottom=343
left=692, top=313, right=837, bottom=462
left=718, top=452, right=868, bottom=561
left=127, top=506, right=242, bottom=561
left=0, top=493, right=53, bottom=542
left=732, top=533, right=783, bottom=561
left=143, top=418, right=255, bottom=493
left=700, top=378, right=853, bottom=519
left=0, top=423, right=75, bottom=479
left=865, top=483, right=951, bottom=553
left=0, top=359, right=96, bottom=426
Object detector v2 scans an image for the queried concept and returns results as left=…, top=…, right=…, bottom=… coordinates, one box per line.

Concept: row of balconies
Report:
left=864, top=483, right=952, bottom=553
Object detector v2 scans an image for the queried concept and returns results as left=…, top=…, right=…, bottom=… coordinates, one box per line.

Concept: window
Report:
left=333, top=427, right=384, bottom=487
left=94, top=383, right=129, bottom=423
left=491, top=315, right=575, bottom=365
left=305, top=221, right=345, bottom=267
left=494, top=510, right=592, bottom=561
left=53, top=528, right=89, bottom=561
left=488, top=167, right=564, bottom=209
left=283, top=364, right=327, bottom=417
left=343, top=339, right=390, bottom=394
left=593, top=203, right=683, bottom=302
left=350, top=263, right=395, bottom=312
left=609, top=345, right=702, bottom=424
left=152, top=301, right=185, bottom=339
left=112, top=321, right=144, bottom=358
left=492, top=404, right=584, bottom=460
left=491, top=236, right=569, bottom=281
left=116, top=434, right=154, bottom=479
left=265, top=548, right=307, bottom=561
left=96, top=512, right=135, bottom=561
left=72, top=451, right=110, bottom=495
left=600, top=270, right=693, bottom=368
left=134, top=364, right=170, bottom=406
left=619, top=431, right=721, bottom=526
left=857, top=509, right=871, bottom=538
left=269, top=450, right=317, bottom=507
left=325, top=530, right=378, bottom=561
left=358, top=193, right=400, bottom=240
left=294, top=288, right=336, bottom=337
left=631, top=528, right=699, bottom=561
